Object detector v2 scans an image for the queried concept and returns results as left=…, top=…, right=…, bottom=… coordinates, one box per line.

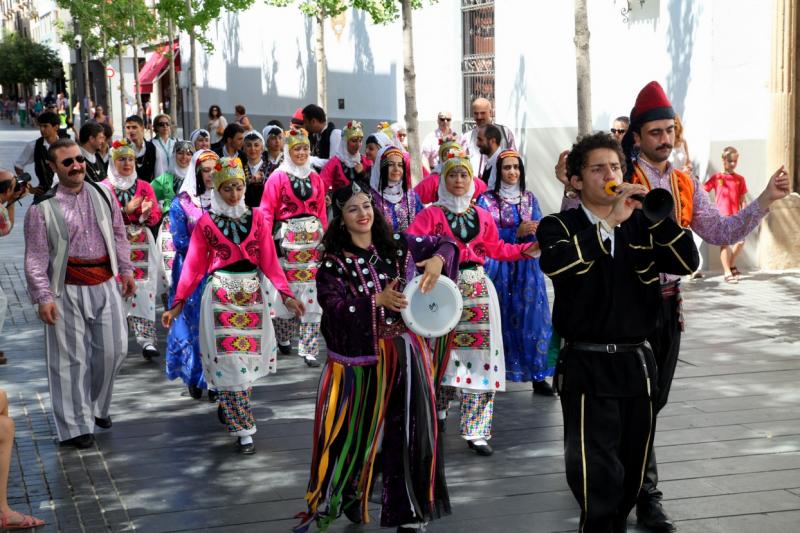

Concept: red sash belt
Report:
left=65, top=255, right=113, bottom=285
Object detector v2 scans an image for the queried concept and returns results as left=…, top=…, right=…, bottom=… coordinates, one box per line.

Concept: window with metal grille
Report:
left=461, top=0, right=495, bottom=132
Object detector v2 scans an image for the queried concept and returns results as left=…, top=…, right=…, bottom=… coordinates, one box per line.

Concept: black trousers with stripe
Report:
left=639, top=292, right=683, bottom=502
left=561, top=382, right=654, bottom=532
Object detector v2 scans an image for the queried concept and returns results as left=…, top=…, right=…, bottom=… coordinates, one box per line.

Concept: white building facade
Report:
left=183, top=0, right=779, bottom=268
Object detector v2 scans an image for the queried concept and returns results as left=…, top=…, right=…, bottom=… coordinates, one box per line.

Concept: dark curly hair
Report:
left=321, top=189, right=402, bottom=259
left=566, top=132, right=626, bottom=184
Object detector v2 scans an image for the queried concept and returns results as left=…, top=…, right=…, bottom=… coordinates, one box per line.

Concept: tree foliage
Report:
left=0, top=34, right=63, bottom=88
left=55, top=0, right=160, bottom=63
left=156, top=0, right=258, bottom=51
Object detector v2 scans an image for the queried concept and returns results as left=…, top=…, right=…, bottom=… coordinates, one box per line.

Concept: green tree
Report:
left=156, top=0, right=257, bottom=129
left=0, top=35, right=62, bottom=96
left=57, top=0, right=162, bottom=121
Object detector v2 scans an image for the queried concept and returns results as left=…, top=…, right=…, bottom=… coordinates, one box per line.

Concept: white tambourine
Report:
left=400, top=274, right=463, bottom=338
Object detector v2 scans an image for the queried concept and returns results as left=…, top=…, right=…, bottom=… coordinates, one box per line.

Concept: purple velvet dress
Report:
left=296, top=233, right=459, bottom=531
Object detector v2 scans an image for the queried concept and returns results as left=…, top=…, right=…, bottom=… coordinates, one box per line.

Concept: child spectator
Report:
left=704, top=146, right=748, bottom=283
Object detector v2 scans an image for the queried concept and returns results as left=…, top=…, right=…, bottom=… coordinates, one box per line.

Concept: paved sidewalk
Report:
left=1, top=124, right=799, bottom=532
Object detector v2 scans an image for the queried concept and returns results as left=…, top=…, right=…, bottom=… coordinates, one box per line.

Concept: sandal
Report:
left=731, top=266, right=741, bottom=279
left=0, top=511, right=46, bottom=529
left=724, top=274, right=738, bottom=284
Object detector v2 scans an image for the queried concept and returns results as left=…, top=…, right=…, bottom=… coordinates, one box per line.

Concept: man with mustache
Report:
left=24, top=139, right=136, bottom=449
left=620, top=81, right=791, bottom=532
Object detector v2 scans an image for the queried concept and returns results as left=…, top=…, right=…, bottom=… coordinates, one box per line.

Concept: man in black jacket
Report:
left=124, top=115, right=156, bottom=183
left=537, top=132, right=698, bottom=533
left=78, top=122, right=107, bottom=183
left=302, top=104, right=335, bottom=163
left=14, top=111, right=60, bottom=199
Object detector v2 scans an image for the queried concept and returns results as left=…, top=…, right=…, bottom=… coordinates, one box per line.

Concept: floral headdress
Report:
left=212, top=157, right=246, bottom=189
left=343, top=120, right=364, bottom=140
left=285, top=127, right=310, bottom=150
left=377, top=121, right=395, bottom=139
left=111, top=138, right=136, bottom=161
left=441, top=149, right=473, bottom=179
left=437, top=138, right=462, bottom=161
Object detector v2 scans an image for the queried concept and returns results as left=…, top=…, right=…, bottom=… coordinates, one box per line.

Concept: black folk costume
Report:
left=295, top=183, right=458, bottom=532
left=537, top=205, right=698, bottom=533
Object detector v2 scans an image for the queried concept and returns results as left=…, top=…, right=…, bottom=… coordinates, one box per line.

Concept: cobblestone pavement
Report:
left=1, top=123, right=799, bottom=532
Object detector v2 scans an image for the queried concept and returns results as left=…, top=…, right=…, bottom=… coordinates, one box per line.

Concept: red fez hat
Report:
left=291, top=107, right=304, bottom=125
left=630, top=81, right=675, bottom=128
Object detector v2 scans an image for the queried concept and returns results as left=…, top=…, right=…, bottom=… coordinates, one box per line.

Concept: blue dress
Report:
left=371, top=189, right=423, bottom=232
left=165, top=194, right=208, bottom=389
left=477, top=191, right=553, bottom=382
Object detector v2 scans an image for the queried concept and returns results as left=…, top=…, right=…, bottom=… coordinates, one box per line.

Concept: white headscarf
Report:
left=107, top=158, right=137, bottom=190
left=210, top=187, right=247, bottom=219
left=369, top=145, right=406, bottom=204
left=190, top=128, right=210, bottom=147
left=498, top=181, right=522, bottom=205
left=170, top=141, right=192, bottom=182
left=435, top=163, right=475, bottom=215
left=276, top=143, right=312, bottom=179
left=262, top=125, right=284, bottom=164
left=179, top=149, right=217, bottom=207
left=331, top=129, right=362, bottom=169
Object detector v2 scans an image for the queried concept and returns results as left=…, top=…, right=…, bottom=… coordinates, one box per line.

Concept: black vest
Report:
left=135, top=141, right=157, bottom=183
left=33, top=137, right=55, bottom=195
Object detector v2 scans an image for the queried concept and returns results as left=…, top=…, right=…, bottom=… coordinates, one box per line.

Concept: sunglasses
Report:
left=610, top=128, right=626, bottom=135
left=439, top=117, right=452, bottom=122
left=155, top=122, right=170, bottom=127
left=60, top=155, right=86, bottom=167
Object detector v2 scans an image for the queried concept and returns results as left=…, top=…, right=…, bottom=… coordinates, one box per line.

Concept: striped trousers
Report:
left=44, top=279, right=128, bottom=441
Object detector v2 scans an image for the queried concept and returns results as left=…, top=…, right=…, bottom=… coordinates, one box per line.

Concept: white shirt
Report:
left=461, top=124, right=517, bottom=177
left=153, top=136, right=176, bottom=178
left=14, top=138, right=48, bottom=170
left=580, top=203, right=616, bottom=257
left=421, top=128, right=453, bottom=170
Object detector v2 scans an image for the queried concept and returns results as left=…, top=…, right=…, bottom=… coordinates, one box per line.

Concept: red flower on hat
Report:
left=347, top=121, right=353, bottom=129
left=289, top=129, right=298, bottom=136
left=447, top=152, right=455, bottom=159
left=214, top=162, right=222, bottom=171
left=112, top=140, right=122, bottom=149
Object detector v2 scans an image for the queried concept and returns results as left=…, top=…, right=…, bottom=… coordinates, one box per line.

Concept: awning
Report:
left=137, top=41, right=180, bottom=94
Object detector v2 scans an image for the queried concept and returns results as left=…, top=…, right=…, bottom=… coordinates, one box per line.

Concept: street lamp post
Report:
left=73, top=23, right=88, bottom=127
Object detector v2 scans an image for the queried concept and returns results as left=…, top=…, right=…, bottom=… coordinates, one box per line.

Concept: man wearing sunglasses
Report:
left=610, top=116, right=630, bottom=142
left=151, top=113, right=176, bottom=180
left=421, top=111, right=457, bottom=172
left=24, top=138, right=135, bottom=449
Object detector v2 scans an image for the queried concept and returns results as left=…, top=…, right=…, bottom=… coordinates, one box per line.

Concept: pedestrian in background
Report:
left=207, top=105, right=227, bottom=145
left=704, top=146, right=749, bottom=283
left=234, top=104, right=252, bottom=131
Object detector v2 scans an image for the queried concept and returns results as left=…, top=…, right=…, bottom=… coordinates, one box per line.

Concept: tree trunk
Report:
left=168, top=18, right=178, bottom=127
left=315, top=11, right=327, bottom=109
left=103, top=31, right=113, bottom=126
left=400, top=0, right=422, bottom=185
left=131, top=18, right=144, bottom=119
left=187, top=0, right=200, bottom=130
left=574, top=0, right=592, bottom=135
left=118, top=44, right=126, bottom=124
